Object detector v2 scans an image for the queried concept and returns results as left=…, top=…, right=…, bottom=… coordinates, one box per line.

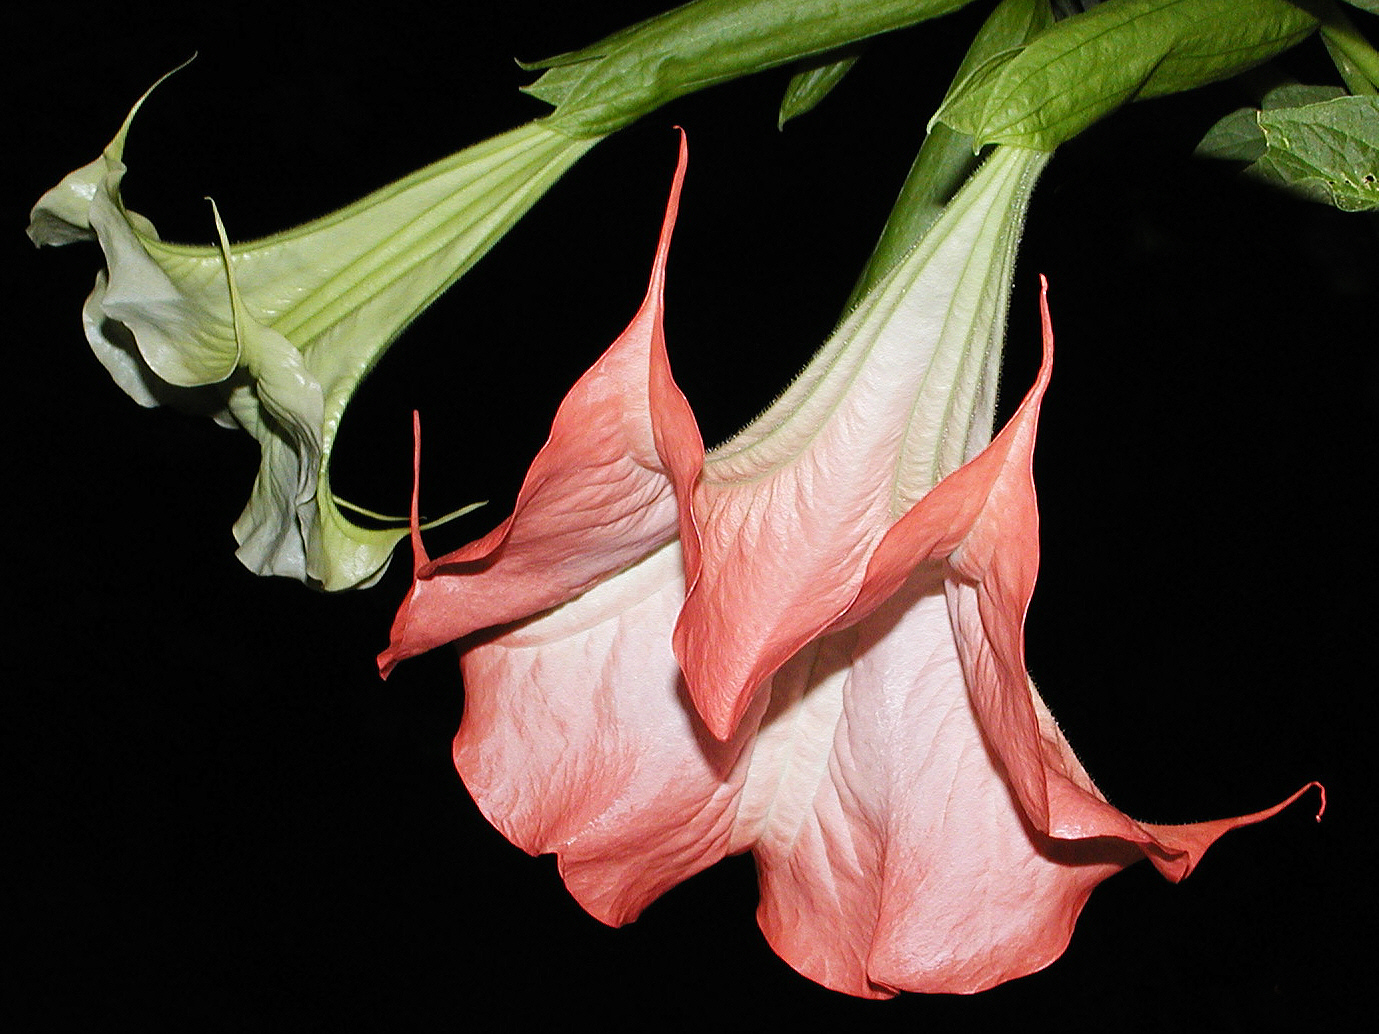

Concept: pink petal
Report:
left=738, top=283, right=1321, bottom=995
left=675, top=459, right=890, bottom=740
left=746, top=582, right=1141, bottom=997
left=379, top=135, right=703, bottom=675
left=674, top=149, right=1044, bottom=740
left=375, top=134, right=757, bottom=922
left=454, top=542, right=763, bottom=925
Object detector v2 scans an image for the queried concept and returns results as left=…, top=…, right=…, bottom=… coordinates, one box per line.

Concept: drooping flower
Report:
left=28, top=67, right=599, bottom=589
left=378, top=135, right=1319, bottom=997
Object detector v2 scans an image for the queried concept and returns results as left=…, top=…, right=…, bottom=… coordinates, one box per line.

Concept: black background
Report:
left=8, top=2, right=1376, bottom=1030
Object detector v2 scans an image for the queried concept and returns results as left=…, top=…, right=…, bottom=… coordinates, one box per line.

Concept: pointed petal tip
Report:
left=409, top=409, right=429, bottom=575
left=373, top=410, right=431, bottom=683
left=376, top=611, right=415, bottom=681
left=646, top=129, right=688, bottom=289
left=694, top=690, right=750, bottom=744
left=382, top=137, right=703, bottom=678
left=1139, top=780, right=1328, bottom=884
left=1273, top=779, right=1326, bottom=824
left=1036, top=273, right=1053, bottom=387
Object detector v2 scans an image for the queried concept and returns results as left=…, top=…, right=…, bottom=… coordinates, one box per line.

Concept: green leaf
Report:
left=933, top=0, right=1320, bottom=151
left=1323, top=32, right=1379, bottom=95
left=1195, top=84, right=1345, bottom=163
left=1196, top=107, right=1268, bottom=161
left=1264, top=83, right=1349, bottom=108
left=778, top=49, right=861, bottom=129
left=1342, top=1, right=1379, bottom=16
left=1253, top=95, right=1379, bottom=210
left=1320, top=2, right=1379, bottom=96
left=1197, top=88, right=1378, bottom=211
left=524, top=0, right=979, bottom=137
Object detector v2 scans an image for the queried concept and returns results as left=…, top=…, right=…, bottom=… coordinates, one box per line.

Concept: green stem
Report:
left=1320, top=2, right=1379, bottom=94
left=844, top=123, right=982, bottom=310
left=843, top=0, right=1056, bottom=311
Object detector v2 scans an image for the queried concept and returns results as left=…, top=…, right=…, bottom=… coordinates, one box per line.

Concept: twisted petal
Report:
left=735, top=302, right=1321, bottom=995
left=30, top=68, right=599, bottom=589
left=380, top=134, right=703, bottom=669
left=680, top=145, right=1048, bottom=738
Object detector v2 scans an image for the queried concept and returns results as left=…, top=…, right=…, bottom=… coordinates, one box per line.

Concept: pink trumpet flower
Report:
left=379, top=136, right=1320, bottom=997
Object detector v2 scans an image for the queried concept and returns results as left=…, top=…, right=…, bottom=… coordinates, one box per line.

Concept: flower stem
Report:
left=844, top=123, right=982, bottom=311
left=844, top=0, right=1056, bottom=312
left=1320, top=1, right=1379, bottom=95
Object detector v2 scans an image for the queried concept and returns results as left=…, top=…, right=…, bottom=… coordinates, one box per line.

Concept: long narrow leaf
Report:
left=525, top=0, right=978, bottom=136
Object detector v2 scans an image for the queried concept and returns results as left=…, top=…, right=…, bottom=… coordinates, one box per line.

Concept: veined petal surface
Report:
left=380, top=135, right=702, bottom=667
left=456, top=542, right=762, bottom=925
left=680, top=145, right=1048, bottom=738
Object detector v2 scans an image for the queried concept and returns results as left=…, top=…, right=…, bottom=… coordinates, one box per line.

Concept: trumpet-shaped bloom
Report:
left=28, top=68, right=599, bottom=589
left=379, top=137, right=1319, bottom=996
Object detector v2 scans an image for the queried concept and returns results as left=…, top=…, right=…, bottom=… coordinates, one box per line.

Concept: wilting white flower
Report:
left=29, top=68, right=599, bottom=589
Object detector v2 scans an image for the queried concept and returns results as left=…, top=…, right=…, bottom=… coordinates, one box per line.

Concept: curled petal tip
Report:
left=1265, top=780, right=1327, bottom=824
left=1308, top=781, right=1327, bottom=821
